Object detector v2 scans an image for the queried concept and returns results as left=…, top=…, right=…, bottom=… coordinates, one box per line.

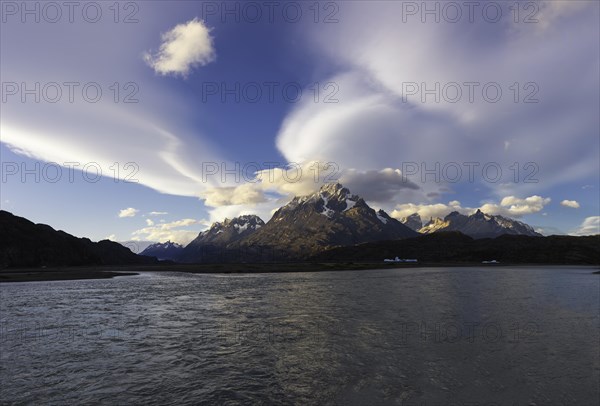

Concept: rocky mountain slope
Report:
left=238, top=183, right=417, bottom=259
left=403, top=210, right=542, bottom=239
left=178, top=215, right=265, bottom=263
left=400, top=213, right=423, bottom=231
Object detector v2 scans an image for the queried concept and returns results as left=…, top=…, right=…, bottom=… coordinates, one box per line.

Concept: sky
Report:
left=1, top=0, right=599, bottom=246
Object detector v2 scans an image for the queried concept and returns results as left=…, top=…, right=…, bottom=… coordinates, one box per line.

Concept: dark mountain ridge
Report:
left=0, top=210, right=157, bottom=268
left=313, top=232, right=599, bottom=265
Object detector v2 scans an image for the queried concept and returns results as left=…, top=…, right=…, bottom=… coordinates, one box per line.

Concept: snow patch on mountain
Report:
left=376, top=212, right=388, bottom=224
left=344, top=198, right=356, bottom=211
left=319, top=194, right=335, bottom=218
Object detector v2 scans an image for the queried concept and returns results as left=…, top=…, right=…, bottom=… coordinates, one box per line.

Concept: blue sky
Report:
left=1, top=0, right=599, bottom=244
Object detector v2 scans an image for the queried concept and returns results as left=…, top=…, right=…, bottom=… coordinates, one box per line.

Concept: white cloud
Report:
left=274, top=1, right=599, bottom=200
left=197, top=163, right=428, bottom=223
left=148, top=211, right=169, bottom=216
left=390, top=195, right=551, bottom=220
left=198, top=161, right=336, bottom=223
left=201, top=183, right=268, bottom=207
left=118, top=208, right=139, bottom=218
left=206, top=203, right=273, bottom=225
left=2, top=108, right=225, bottom=198
left=534, top=226, right=565, bottom=236
left=132, top=218, right=208, bottom=245
left=391, top=201, right=465, bottom=221
left=1, top=12, right=226, bottom=200
left=144, top=18, right=215, bottom=76
left=535, top=1, right=591, bottom=31
left=569, top=216, right=600, bottom=236
left=146, top=219, right=155, bottom=226
left=105, top=234, right=117, bottom=241
left=490, top=196, right=552, bottom=216
left=560, top=200, right=580, bottom=209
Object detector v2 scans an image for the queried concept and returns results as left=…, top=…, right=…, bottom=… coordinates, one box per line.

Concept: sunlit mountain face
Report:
left=1, top=1, right=598, bottom=244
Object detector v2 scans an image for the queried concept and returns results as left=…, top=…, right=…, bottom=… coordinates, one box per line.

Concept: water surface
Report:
left=1, top=267, right=598, bottom=405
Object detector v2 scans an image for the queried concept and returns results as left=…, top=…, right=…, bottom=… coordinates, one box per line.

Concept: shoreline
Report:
left=1, top=262, right=598, bottom=283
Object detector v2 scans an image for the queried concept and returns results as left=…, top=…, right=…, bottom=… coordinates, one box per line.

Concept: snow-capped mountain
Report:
left=178, top=215, right=265, bottom=262
left=417, top=209, right=542, bottom=239
left=139, top=241, right=184, bottom=261
left=400, top=213, right=423, bottom=231
left=419, top=217, right=450, bottom=234
left=240, top=183, right=417, bottom=257
left=190, top=215, right=264, bottom=245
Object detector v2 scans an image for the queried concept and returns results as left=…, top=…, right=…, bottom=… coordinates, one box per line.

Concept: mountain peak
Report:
left=472, top=209, right=486, bottom=219
left=184, top=214, right=265, bottom=251
left=319, top=182, right=346, bottom=195
left=400, top=213, right=423, bottom=231
left=242, top=183, right=417, bottom=257
left=140, top=241, right=184, bottom=261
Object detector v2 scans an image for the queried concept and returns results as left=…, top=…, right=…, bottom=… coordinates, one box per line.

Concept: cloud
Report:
left=533, top=226, right=565, bottom=236
left=197, top=163, right=426, bottom=223
left=1, top=12, right=226, bottom=200
left=144, top=18, right=215, bottom=76
left=148, top=211, right=169, bottom=216
left=201, top=183, right=268, bottom=206
left=391, top=201, right=465, bottom=221
left=2, top=105, right=225, bottom=198
left=488, top=196, right=552, bottom=216
left=560, top=200, right=580, bottom=209
left=146, top=219, right=155, bottom=226
left=569, top=216, right=600, bottom=236
left=132, top=218, right=208, bottom=244
left=535, top=1, right=592, bottom=31
left=390, top=195, right=551, bottom=220
left=105, top=234, right=117, bottom=241
left=340, top=168, right=420, bottom=204
left=118, top=208, right=139, bottom=218
left=274, top=1, right=599, bottom=201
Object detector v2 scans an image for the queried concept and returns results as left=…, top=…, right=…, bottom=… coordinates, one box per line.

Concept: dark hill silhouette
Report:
left=0, top=210, right=157, bottom=268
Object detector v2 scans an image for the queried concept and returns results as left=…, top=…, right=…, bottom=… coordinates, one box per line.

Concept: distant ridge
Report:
left=401, top=209, right=542, bottom=239
left=0, top=210, right=157, bottom=268
left=140, top=241, right=183, bottom=261
left=313, top=232, right=600, bottom=265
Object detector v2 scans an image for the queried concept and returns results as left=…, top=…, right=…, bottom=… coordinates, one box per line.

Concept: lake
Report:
left=1, top=267, right=598, bottom=405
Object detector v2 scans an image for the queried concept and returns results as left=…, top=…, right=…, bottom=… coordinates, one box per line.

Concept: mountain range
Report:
left=174, top=183, right=546, bottom=262
left=2, top=183, right=597, bottom=268
left=170, top=183, right=416, bottom=262
left=401, top=210, right=542, bottom=239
